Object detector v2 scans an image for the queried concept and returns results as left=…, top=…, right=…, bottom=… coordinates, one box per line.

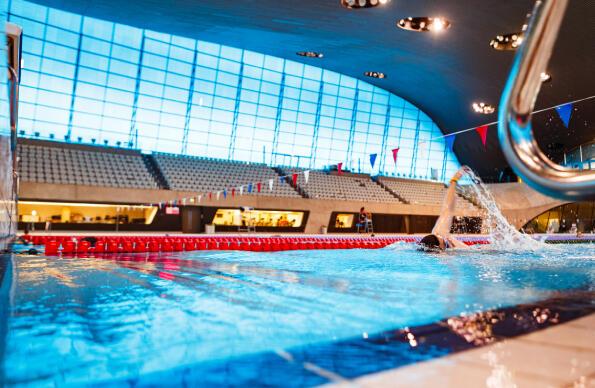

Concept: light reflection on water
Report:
left=1, top=243, right=594, bottom=385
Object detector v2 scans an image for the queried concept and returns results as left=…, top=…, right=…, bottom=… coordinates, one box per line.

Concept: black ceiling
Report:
left=29, top=0, right=595, bottom=179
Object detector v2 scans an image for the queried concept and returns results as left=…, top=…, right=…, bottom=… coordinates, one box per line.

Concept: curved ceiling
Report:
left=27, top=0, right=595, bottom=179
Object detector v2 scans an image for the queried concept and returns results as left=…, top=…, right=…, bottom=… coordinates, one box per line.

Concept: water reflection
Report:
left=1, top=244, right=594, bottom=385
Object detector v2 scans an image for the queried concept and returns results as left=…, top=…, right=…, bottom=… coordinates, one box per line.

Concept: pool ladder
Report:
left=498, top=0, right=595, bottom=200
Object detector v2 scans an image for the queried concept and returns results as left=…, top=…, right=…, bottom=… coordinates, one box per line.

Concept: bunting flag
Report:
left=369, top=153, right=377, bottom=169
left=257, top=182, right=262, bottom=193
left=239, top=186, right=243, bottom=196
left=445, top=135, right=456, bottom=152
left=223, top=189, right=227, bottom=199
left=158, top=202, right=163, bottom=209
left=392, top=148, right=400, bottom=164
left=555, top=103, right=573, bottom=128
left=337, top=162, right=343, bottom=175
left=208, top=192, right=212, bottom=200
left=198, top=195, right=202, bottom=203
left=476, top=125, right=489, bottom=148
left=304, top=170, right=310, bottom=184
left=279, top=176, right=285, bottom=184
left=292, top=173, right=298, bottom=186
left=181, top=198, right=186, bottom=205
left=216, top=191, right=220, bottom=200
left=231, top=188, right=235, bottom=197
left=268, top=179, right=274, bottom=191
left=248, top=183, right=253, bottom=193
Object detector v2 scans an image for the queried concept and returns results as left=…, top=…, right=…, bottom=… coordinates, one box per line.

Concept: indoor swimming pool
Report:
left=1, top=243, right=594, bottom=386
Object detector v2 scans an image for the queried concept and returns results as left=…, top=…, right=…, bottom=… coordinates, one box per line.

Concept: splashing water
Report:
left=459, top=167, right=544, bottom=251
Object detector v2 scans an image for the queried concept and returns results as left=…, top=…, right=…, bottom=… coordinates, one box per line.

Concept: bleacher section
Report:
left=282, top=168, right=401, bottom=203
left=18, top=140, right=158, bottom=189
left=153, top=153, right=302, bottom=197
left=378, top=177, right=479, bottom=211
left=17, top=139, right=481, bottom=214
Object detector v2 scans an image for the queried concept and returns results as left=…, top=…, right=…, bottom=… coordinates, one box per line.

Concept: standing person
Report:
left=419, top=167, right=470, bottom=251
left=358, top=207, right=372, bottom=233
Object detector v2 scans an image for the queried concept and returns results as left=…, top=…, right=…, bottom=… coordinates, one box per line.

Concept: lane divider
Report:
left=21, top=235, right=490, bottom=256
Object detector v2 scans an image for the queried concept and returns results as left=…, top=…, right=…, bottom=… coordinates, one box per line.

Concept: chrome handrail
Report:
left=498, top=0, right=595, bottom=200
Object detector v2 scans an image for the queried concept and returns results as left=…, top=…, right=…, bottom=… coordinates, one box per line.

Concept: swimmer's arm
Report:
left=447, top=237, right=469, bottom=249
left=431, top=169, right=464, bottom=236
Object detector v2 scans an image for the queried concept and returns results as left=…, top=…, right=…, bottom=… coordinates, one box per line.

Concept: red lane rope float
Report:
left=33, top=235, right=490, bottom=256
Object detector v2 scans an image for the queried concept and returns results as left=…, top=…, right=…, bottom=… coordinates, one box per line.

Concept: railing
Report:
left=498, top=0, right=595, bottom=200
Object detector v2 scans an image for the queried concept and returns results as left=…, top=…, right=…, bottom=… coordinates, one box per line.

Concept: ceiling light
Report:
left=341, top=0, right=390, bottom=9
left=472, top=102, right=495, bottom=114
left=540, top=72, right=551, bottom=83
left=364, top=71, right=386, bottom=79
left=397, top=17, right=451, bottom=33
left=296, top=51, right=324, bottom=58
left=490, top=32, right=524, bottom=51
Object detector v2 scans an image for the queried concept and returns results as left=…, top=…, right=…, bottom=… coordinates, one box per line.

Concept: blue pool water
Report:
left=1, top=243, right=594, bottom=386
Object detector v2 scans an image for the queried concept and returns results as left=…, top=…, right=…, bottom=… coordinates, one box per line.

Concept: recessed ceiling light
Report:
left=490, top=32, right=524, bottom=51
left=472, top=102, right=495, bottom=114
left=364, top=71, right=386, bottom=79
left=397, top=17, right=451, bottom=33
left=341, top=0, right=390, bottom=9
left=540, top=72, right=552, bottom=83
left=296, top=51, right=324, bottom=58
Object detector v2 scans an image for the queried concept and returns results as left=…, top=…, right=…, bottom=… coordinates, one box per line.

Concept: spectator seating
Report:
left=17, top=140, right=158, bottom=189
left=153, top=153, right=302, bottom=197
left=281, top=168, right=402, bottom=203
left=378, top=177, right=479, bottom=211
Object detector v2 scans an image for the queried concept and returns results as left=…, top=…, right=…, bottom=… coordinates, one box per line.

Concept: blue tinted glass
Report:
left=11, top=0, right=459, bottom=181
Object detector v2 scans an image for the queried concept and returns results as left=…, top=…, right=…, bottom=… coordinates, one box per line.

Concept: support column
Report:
left=309, top=74, right=325, bottom=169
left=379, top=99, right=392, bottom=174
left=181, top=41, right=199, bottom=155
left=346, top=80, right=360, bottom=169
left=65, top=18, right=84, bottom=141
left=408, top=110, right=421, bottom=177
left=271, top=62, right=287, bottom=162
left=128, top=31, right=146, bottom=149
left=227, top=57, right=245, bottom=160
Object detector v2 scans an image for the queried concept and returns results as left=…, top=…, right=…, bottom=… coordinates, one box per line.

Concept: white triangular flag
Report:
left=239, top=185, right=243, bottom=195
left=216, top=191, right=220, bottom=200
left=268, top=179, right=274, bottom=191
left=198, top=195, right=202, bottom=203
left=304, top=170, right=310, bottom=184
left=181, top=198, right=186, bottom=205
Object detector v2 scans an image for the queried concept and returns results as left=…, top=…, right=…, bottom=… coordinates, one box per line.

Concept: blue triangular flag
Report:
left=223, top=189, right=227, bottom=199
left=248, top=183, right=252, bottom=193
left=279, top=176, right=285, bottom=184
left=369, top=153, right=377, bottom=169
left=445, top=135, right=456, bottom=152
left=555, top=103, right=573, bottom=128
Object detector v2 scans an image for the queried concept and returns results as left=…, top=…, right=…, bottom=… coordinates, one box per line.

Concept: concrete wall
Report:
left=486, top=182, right=566, bottom=229
left=19, top=182, right=483, bottom=234
left=20, top=181, right=568, bottom=232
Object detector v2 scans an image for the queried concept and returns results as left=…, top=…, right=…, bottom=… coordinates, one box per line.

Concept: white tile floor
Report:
left=325, top=314, right=595, bottom=388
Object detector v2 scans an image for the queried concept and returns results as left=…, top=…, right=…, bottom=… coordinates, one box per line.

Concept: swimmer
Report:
left=419, top=167, right=470, bottom=252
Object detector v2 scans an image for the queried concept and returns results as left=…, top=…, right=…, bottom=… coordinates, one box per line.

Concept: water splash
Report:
left=459, top=167, right=544, bottom=251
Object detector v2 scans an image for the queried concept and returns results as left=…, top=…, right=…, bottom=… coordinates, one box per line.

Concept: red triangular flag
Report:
left=476, top=125, right=488, bottom=148
left=231, top=188, right=235, bottom=197
left=208, top=192, right=212, bottom=200
left=337, top=162, right=343, bottom=175
left=392, top=148, right=400, bottom=164
left=257, top=182, right=262, bottom=193
left=292, top=173, right=298, bottom=186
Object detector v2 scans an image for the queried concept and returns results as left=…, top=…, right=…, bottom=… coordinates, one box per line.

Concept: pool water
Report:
left=1, top=243, right=594, bottom=386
